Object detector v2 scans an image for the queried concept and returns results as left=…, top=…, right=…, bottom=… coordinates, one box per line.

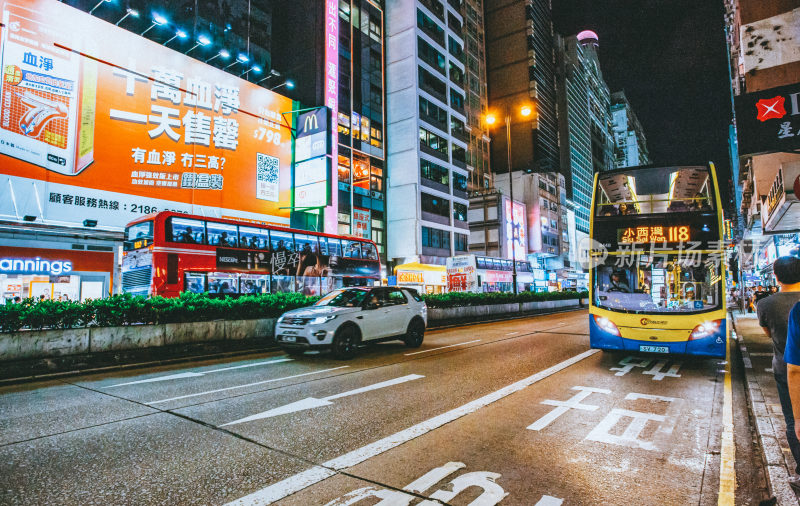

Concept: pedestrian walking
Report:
left=766, top=256, right=800, bottom=490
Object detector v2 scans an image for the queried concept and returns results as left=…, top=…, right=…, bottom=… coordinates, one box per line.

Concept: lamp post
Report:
left=115, top=8, right=138, bottom=26
left=486, top=104, right=533, bottom=295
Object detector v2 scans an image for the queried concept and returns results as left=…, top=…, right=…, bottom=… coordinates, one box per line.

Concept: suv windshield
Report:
left=315, top=288, right=368, bottom=307
left=593, top=253, right=722, bottom=314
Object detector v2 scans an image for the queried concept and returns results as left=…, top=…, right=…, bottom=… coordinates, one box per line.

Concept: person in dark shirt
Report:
left=765, top=256, right=800, bottom=491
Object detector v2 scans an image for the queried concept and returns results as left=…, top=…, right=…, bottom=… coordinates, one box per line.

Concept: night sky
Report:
left=551, top=0, right=734, bottom=205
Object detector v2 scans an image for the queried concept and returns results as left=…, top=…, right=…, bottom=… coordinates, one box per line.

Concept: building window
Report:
left=421, top=192, right=450, bottom=217
left=452, top=144, right=466, bottom=164
left=447, top=13, right=462, bottom=36
left=420, top=96, right=448, bottom=126
left=448, top=36, right=464, bottom=61
left=422, top=226, right=451, bottom=249
left=453, top=202, right=467, bottom=222
left=453, top=172, right=467, bottom=193
left=418, top=67, right=447, bottom=100
left=418, top=37, right=446, bottom=74
left=417, top=9, right=444, bottom=45
left=450, top=116, right=465, bottom=137
left=449, top=62, right=464, bottom=86
left=420, top=127, right=449, bottom=157
left=450, top=89, right=465, bottom=111
left=454, top=232, right=468, bottom=252
left=421, top=159, right=449, bottom=185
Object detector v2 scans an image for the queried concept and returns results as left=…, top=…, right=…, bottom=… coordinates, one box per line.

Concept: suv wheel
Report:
left=332, top=325, right=360, bottom=360
left=404, top=319, right=425, bottom=348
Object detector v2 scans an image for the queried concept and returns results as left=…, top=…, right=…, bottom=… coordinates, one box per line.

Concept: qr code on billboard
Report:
left=256, top=152, right=280, bottom=202
left=256, top=153, right=279, bottom=183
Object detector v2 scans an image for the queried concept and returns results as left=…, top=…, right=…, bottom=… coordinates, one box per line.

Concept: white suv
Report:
left=275, top=287, right=428, bottom=359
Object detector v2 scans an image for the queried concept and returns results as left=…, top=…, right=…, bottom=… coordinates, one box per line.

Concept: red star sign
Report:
left=756, top=96, right=786, bottom=122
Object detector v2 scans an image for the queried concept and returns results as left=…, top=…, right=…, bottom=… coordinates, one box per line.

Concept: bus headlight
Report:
left=690, top=319, right=723, bottom=340
left=593, top=315, right=621, bottom=336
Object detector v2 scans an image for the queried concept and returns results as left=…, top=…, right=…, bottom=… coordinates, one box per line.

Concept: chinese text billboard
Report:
left=0, top=0, right=295, bottom=229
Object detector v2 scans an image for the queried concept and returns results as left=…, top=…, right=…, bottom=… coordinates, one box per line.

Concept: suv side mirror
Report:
left=366, top=302, right=380, bottom=310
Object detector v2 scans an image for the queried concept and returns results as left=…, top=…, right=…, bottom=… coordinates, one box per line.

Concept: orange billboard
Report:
left=0, top=0, right=295, bottom=229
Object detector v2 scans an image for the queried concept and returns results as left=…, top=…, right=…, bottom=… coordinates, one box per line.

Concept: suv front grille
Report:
left=282, top=317, right=312, bottom=326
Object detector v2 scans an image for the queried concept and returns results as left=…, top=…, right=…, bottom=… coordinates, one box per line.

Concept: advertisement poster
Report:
left=503, top=198, right=527, bottom=261
left=0, top=0, right=295, bottom=230
left=352, top=207, right=371, bottom=240
left=446, top=255, right=477, bottom=293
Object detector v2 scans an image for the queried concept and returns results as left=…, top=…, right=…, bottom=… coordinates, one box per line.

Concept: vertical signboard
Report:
left=323, top=0, right=339, bottom=233
left=294, top=107, right=330, bottom=209
left=503, top=197, right=527, bottom=261
left=352, top=207, right=371, bottom=239
left=0, top=0, right=294, bottom=229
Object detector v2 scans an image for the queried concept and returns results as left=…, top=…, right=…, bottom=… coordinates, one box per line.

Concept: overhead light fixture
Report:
left=116, top=8, right=138, bottom=26
left=164, top=29, right=188, bottom=46
left=89, top=0, right=112, bottom=15
left=83, top=219, right=98, bottom=228
left=205, top=49, right=230, bottom=63
left=23, top=215, right=36, bottom=222
left=223, top=53, right=249, bottom=71
left=141, top=13, right=167, bottom=36
left=241, top=65, right=262, bottom=78
left=185, top=35, right=211, bottom=55
left=269, top=79, right=295, bottom=91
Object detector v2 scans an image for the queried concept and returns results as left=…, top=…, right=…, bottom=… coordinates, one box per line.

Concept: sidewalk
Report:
left=732, top=312, right=799, bottom=505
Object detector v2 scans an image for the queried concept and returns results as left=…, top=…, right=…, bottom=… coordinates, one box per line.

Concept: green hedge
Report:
left=422, top=290, right=588, bottom=309
left=0, top=292, right=318, bottom=333
left=0, top=290, right=587, bottom=332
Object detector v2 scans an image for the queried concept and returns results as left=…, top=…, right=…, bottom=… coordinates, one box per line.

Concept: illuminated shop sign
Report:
left=734, top=82, right=800, bottom=155
left=0, top=257, right=73, bottom=274
left=294, top=107, right=330, bottom=209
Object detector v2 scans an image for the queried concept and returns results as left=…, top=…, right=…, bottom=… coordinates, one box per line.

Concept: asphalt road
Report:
left=0, top=310, right=766, bottom=505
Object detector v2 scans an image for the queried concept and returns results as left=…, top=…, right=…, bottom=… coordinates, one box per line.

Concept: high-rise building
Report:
left=385, top=0, right=472, bottom=267
left=610, top=91, right=651, bottom=168
left=483, top=0, right=559, bottom=175
left=554, top=31, right=613, bottom=234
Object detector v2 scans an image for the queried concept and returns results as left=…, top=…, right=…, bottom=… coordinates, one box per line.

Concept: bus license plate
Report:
left=282, top=335, right=297, bottom=343
left=639, top=345, right=669, bottom=353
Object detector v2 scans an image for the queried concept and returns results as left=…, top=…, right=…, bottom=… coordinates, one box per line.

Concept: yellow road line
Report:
left=718, top=334, right=736, bottom=505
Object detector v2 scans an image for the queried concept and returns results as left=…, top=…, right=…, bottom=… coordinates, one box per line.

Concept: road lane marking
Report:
left=221, top=374, right=425, bottom=426
left=585, top=393, right=679, bottom=451
left=527, top=386, right=610, bottom=431
left=642, top=360, right=682, bottom=381
left=404, top=340, right=481, bottom=356
left=105, top=358, right=293, bottom=388
left=610, top=356, right=652, bottom=376
left=718, top=337, right=735, bottom=505
left=535, top=496, right=564, bottom=506
left=146, top=366, right=350, bottom=405
left=224, top=349, right=600, bottom=505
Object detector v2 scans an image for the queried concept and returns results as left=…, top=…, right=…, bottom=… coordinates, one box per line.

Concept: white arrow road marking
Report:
left=221, top=374, right=425, bottom=426
left=104, top=358, right=293, bottom=388
left=146, top=366, right=350, bottom=404
left=404, top=340, right=481, bottom=356
left=223, top=349, right=599, bottom=505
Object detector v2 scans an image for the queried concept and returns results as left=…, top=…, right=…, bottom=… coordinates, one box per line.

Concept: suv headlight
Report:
left=310, top=315, right=337, bottom=325
left=277, top=315, right=285, bottom=323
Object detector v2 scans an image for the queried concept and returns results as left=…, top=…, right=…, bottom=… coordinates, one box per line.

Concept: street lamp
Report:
left=256, top=69, right=281, bottom=84
left=115, top=8, right=138, bottom=26
left=141, top=13, right=167, bottom=36
left=241, top=65, right=262, bottom=79
left=164, top=29, right=187, bottom=47
left=269, top=79, right=295, bottom=91
left=205, top=49, right=230, bottom=64
left=89, top=0, right=112, bottom=15
left=185, top=35, right=211, bottom=55
left=485, top=103, right=534, bottom=295
left=223, top=53, right=249, bottom=71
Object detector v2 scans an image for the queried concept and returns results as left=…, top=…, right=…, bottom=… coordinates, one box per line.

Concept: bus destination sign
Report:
left=618, top=225, right=691, bottom=243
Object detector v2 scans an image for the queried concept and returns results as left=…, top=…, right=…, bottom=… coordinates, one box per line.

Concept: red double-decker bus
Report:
left=121, top=212, right=381, bottom=298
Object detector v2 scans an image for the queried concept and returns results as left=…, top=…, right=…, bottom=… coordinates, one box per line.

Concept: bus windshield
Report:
left=123, top=220, right=153, bottom=251
left=593, top=253, right=722, bottom=314
left=595, top=166, right=715, bottom=217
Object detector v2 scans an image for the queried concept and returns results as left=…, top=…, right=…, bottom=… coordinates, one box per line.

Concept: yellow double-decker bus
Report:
left=589, top=164, right=727, bottom=358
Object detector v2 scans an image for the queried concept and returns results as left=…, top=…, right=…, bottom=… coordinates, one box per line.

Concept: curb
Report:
left=732, top=316, right=798, bottom=506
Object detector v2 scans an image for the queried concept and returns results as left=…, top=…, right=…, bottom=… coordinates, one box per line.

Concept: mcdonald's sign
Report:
left=298, top=107, right=328, bottom=136
left=294, top=106, right=331, bottom=208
